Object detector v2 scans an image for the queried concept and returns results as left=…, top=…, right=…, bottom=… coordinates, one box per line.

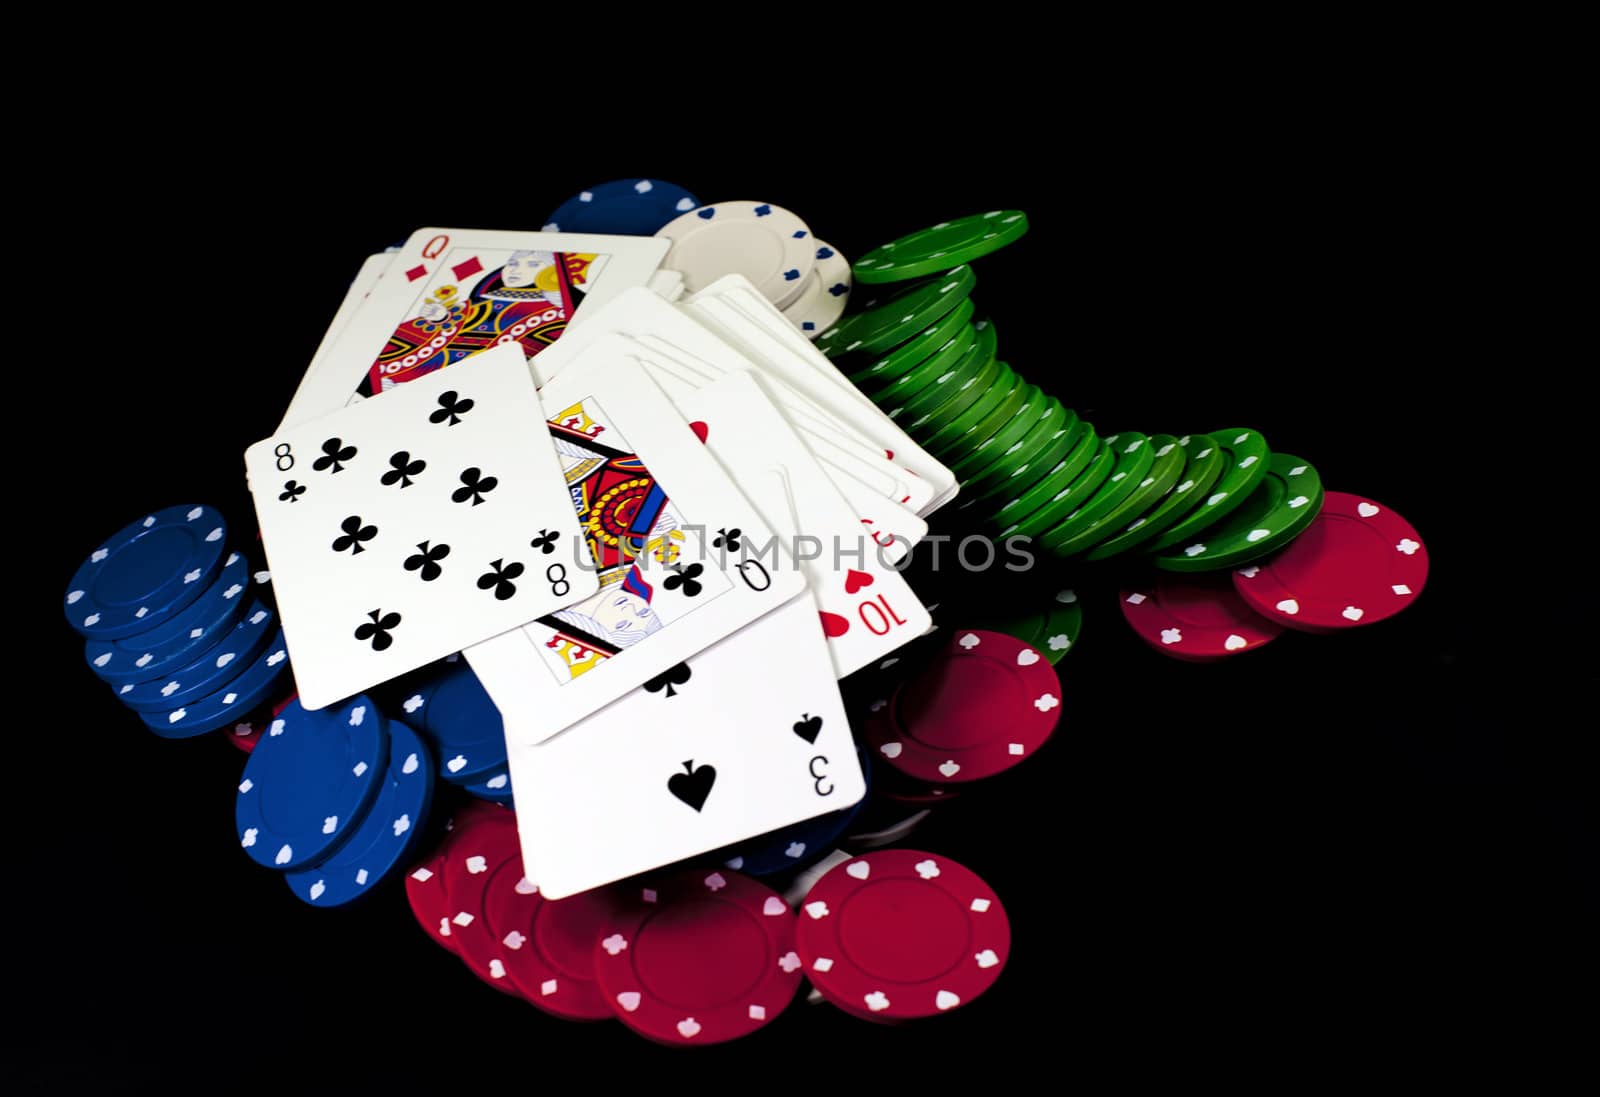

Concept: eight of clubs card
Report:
left=246, top=343, right=596, bottom=709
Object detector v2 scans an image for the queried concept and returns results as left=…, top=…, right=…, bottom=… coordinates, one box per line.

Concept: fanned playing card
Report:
left=505, top=591, right=864, bottom=898
left=464, top=339, right=808, bottom=741
left=246, top=343, right=596, bottom=709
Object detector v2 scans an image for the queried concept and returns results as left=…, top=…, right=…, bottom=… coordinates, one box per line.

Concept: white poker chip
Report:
left=780, top=240, right=852, bottom=340
left=655, top=200, right=817, bottom=309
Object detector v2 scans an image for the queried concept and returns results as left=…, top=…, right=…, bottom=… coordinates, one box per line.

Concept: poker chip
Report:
left=961, top=398, right=1073, bottom=504
left=906, top=349, right=1004, bottom=438
left=924, top=363, right=1025, bottom=459
left=865, top=630, right=1061, bottom=784
left=1232, top=491, right=1428, bottom=631
left=234, top=694, right=388, bottom=870
left=1121, top=571, right=1285, bottom=661
left=656, top=200, right=816, bottom=308
left=1083, top=433, right=1225, bottom=560
left=404, top=851, right=458, bottom=956
left=138, top=627, right=291, bottom=739
left=1145, top=428, right=1272, bottom=553
left=83, top=550, right=252, bottom=686
left=283, top=720, right=435, bottom=907
left=64, top=503, right=228, bottom=639
left=463, top=767, right=513, bottom=804
left=999, top=434, right=1111, bottom=540
left=948, top=387, right=1053, bottom=482
left=1154, top=453, right=1324, bottom=572
left=225, top=706, right=271, bottom=753
left=1038, top=588, right=1083, bottom=664
left=592, top=869, right=802, bottom=1044
left=849, top=299, right=976, bottom=392
left=990, top=417, right=1098, bottom=533
left=880, top=321, right=978, bottom=419
left=718, top=747, right=872, bottom=877
left=440, top=808, right=527, bottom=994
left=484, top=859, right=632, bottom=1020
left=399, top=660, right=509, bottom=783
left=893, top=319, right=999, bottom=431
left=1053, top=433, right=1188, bottom=557
left=816, top=264, right=977, bottom=358
left=780, top=240, right=852, bottom=338
left=1040, top=431, right=1157, bottom=553
left=853, top=210, right=1030, bottom=285
left=543, top=179, right=700, bottom=236
left=795, top=850, right=1010, bottom=1021
left=112, top=601, right=277, bottom=712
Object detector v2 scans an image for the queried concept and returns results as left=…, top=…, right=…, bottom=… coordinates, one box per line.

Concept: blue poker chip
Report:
left=64, top=504, right=228, bottom=639
left=718, top=747, right=872, bottom=877
left=235, top=694, right=389, bottom=870
left=283, top=720, right=435, bottom=907
left=397, top=660, right=508, bottom=782
left=84, top=550, right=253, bottom=686
left=114, top=601, right=277, bottom=712
left=543, top=179, right=701, bottom=236
left=140, top=627, right=291, bottom=740
left=461, top=765, right=512, bottom=803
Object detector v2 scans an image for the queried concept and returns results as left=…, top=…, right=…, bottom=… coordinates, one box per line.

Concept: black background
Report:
left=14, top=98, right=1590, bottom=1086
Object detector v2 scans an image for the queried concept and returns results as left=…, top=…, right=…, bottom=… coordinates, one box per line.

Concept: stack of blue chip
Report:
left=236, top=695, right=436, bottom=908
left=394, top=658, right=513, bottom=805
left=542, top=178, right=701, bottom=236
left=66, top=504, right=291, bottom=739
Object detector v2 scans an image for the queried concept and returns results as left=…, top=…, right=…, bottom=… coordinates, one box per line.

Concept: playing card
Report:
left=683, top=277, right=960, bottom=514
left=522, top=288, right=931, bottom=550
left=245, top=343, right=596, bottom=710
left=463, top=340, right=808, bottom=741
left=504, top=591, right=864, bottom=898
left=675, top=372, right=933, bottom=677
left=281, top=227, right=669, bottom=427
left=278, top=252, right=396, bottom=431
left=631, top=352, right=926, bottom=566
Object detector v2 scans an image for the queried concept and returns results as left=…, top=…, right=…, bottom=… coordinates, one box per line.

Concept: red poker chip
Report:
left=224, top=707, right=270, bottom=753
left=592, top=868, right=802, bottom=1044
left=1120, top=571, right=1284, bottom=662
left=485, top=870, right=631, bottom=1021
left=404, top=850, right=459, bottom=956
left=1233, top=491, right=1428, bottom=631
left=796, top=849, right=1010, bottom=1022
left=863, top=629, right=1061, bottom=784
left=873, top=763, right=962, bottom=805
left=439, top=810, right=525, bottom=997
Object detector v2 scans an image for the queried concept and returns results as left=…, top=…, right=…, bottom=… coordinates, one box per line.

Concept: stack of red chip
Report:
left=402, top=805, right=804, bottom=1043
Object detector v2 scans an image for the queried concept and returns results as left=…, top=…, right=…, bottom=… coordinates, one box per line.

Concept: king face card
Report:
left=245, top=343, right=597, bottom=710
left=464, top=339, right=809, bottom=741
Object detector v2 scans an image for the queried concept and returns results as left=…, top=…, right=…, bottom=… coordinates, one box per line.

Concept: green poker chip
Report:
left=848, top=300, right=975, bottom=392
left=1000, top=435, right=1113, bottom=541
left=926, top=366, right=1026, bottom=459
left=966, top=411, right=1084, bottom=513
left=1051, top=434, right=1187, bottom=557
left=904, top=335, right=1003, bottom=437
left=854, top=211, right=1030, bottom=285
left=816, top=264, right=976, bottom=358
left=1082, top=434, right=1225, bottom=560
left=949, top=387, right=1052, bottom=481
left=1153, top=453, right=1324, bottom=572
left=989, top=418, right=1098, bottom=531
left=1039, top=432, right=1156, bottom=554
left=1037, top=589, right=1083, bottom=664
left=891, top=318, right=997, bottom=427
left=1144, top=428, right=1272, bottom=554
left=879, top=323, right=976, bottom=416
left=960, top=399, right=1073, bottom=503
